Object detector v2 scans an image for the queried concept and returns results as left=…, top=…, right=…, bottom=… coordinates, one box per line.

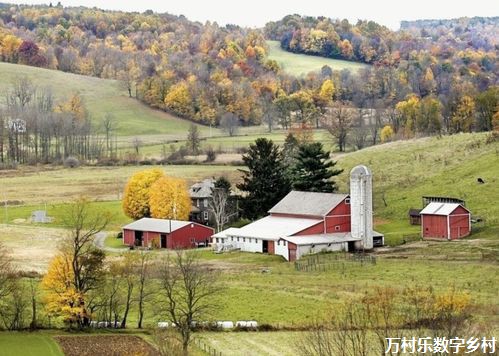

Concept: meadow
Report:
left=267, top=40, right=368, bottom=76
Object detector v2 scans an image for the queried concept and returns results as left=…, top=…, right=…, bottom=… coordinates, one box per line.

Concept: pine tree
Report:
left=237, top=138, right=290, bottom=219
left=290, top=142, right=343, bottom=193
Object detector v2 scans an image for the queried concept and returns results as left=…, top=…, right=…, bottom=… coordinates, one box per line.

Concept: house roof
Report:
left=123, top=218, right=191, bottom=233
left=189, top=179, right=214, bottom=198
left=408, top=208, right=422, bottom=217
left=219, top=216, right=322, bottom=241
left=420, top=202, right=469, bottom=216
left=283, top=232, right=360, bottom=246
left=268, top=191, right=348, bottom=217
left=212, top=227, right=241, bottom=239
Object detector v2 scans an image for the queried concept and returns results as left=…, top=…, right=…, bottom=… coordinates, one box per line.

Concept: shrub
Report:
left=63, top=156, right=80, bottom=168
left=205, top=146, right=217, bottom=162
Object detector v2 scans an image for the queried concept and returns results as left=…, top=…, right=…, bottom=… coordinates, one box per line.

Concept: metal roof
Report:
left=420, top=202, right=469, bottom=216
left=189, top=179, right=214, bottom=198
left=283, top=232, right=360, bottom=245
left=268, top=191, right=348, bottom=217
left=219, top=216, right=322, bottom=241
left=212, top=227, right=241, bottom=238
left=123, top=218, right=191, bottom=233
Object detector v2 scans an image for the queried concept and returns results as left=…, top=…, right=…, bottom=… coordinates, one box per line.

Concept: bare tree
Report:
left=136, top=251, right=153, bottom=329
left=159, top=251, right=219, bottom=355
left=186, top=124, right=201, bottom=155
left=102, top=113, right=117, bottom=157
left=323, top=102, right=353, bottom=152
left=220, top=112, right=239, bottom=137
left=132, top=137, right=142, bottom=155
left=351, top=109, right=369, bottom=150
left=0, top=242, right=15, bottom=302
left=208, top=187, right=230, bottom=233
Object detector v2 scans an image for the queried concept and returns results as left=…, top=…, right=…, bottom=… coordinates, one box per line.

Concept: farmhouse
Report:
left=189, top=179, right=214, bottom=224
left=213, top=165, right=384, bottom=261
left=420, top=203, right=471, bottom=240
left=122, top=218, right=214, bottom=249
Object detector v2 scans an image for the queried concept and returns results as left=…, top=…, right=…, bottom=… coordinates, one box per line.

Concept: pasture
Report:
left=267, top=40, right=368, bottom=76
left=0, top=332, right=63, bottom=356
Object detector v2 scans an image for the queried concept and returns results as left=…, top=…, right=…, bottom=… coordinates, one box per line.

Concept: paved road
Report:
left=94, top=232, right=128, bottom=253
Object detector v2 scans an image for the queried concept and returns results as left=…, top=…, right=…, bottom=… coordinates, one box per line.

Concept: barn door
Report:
left=160, top=234, right=167, bottom=248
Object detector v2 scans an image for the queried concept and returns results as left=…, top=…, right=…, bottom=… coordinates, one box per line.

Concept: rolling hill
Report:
left=267, top=40, right=368, bottom=76
left=0, top=62, right=215, bottom=138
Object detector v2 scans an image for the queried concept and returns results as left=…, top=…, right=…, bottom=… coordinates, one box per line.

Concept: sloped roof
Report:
left=123, top=218, right=191, bottom=233
left=220, top=216, right=322, bottom=241
left=283, top=232, right=359, bottom=245
left=189, top=179, right=214, bottom=198
left=212, top=227, right=241, bottom=238
left=268, top=191, right=348, bottom=217
left=420, top=202, right=469, bottom=216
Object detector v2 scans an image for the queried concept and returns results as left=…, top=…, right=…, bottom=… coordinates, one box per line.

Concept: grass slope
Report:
left=0, top=62, right=212, bottom=137
left=267, top=40, right=368, bottom=76
left=0, top=332, right=63, bottom=356
left=335, top=133, right=499, bottom=243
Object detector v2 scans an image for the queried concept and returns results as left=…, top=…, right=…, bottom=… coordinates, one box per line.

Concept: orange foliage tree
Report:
left=122, top=168, right=164, bottom=219
left=149, top=176, right=191, bottom=220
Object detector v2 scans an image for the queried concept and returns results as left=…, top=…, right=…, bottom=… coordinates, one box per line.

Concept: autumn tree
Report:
left=149, top=176, right=191, bottom=220
left=475, top=86, right=498, bottom=131
left=159, top=251, right=219, bottom=355
left=122, top=168, right=164, bottom=219
left=237, top=138, right=290, bottom=220
left=380, top=125, right=394, bottom=143
left=219, top=112, right=239, bottom=137
left=290, top=142, right=343, bottom=193
left=451, top=95, right=475, bottom=133
left=0, top=242, right=15, bottom=305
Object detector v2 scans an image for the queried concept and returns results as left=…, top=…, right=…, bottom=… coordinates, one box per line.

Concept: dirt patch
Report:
left=54, top=335, right=158, bottom=356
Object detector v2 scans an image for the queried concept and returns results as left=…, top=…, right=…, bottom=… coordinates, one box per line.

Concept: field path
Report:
left=94, top=232, right=128, bottom=253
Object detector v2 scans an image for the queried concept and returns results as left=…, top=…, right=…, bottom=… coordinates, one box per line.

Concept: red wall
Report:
left=168, top=223, right=214, bottom=249
left=122, top=223, right=214, bottom=249
left=288, top=242, right=297, bottom=262
left=449, top=206, right=470, bottom=239
left=325, top=200, right=351, bottom=233
left=422, top=214, right=448, bottom=239
left=294, top=222, right=325, bottom=236
left=268, top=241, right=275, bottom=254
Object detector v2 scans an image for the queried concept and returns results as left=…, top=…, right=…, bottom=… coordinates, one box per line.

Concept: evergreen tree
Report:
left=237, top=138, right=290, bottom=219
left=290, top=142, right=343, bottom=192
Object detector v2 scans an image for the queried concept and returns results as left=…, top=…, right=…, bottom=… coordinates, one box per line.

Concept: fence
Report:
left=194, top=338, right=223, bottom=356
left=294, top=253, right=376, bottom=272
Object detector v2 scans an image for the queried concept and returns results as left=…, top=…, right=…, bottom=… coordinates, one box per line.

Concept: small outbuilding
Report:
left=408, top=208, right=421, bottom=225
left=122, top=218, right=214, bottom=249
left=420, top=203, right=471, bottom=240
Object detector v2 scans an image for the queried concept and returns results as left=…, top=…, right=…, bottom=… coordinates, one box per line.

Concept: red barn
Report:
left=123, top=218, right=214, bottom=249
left=420, top=203, right=471, bottom=240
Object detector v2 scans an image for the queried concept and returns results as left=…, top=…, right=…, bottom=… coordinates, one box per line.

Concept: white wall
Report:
left=216, top=236, right=263, bottom=253
left=275, top=240, right=289, bottom=261
left=296, top=243, right=347, bottom=260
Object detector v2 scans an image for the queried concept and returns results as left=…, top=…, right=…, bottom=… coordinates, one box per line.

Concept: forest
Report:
left=0, top=4, right=498, bottom=164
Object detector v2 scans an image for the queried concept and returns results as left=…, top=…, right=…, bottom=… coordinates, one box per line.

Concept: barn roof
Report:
left=268, top=191, right=348, bottom=217
left=283, top=232, right=360, bottom=245
left=123, top=218, right=191, bottom=233
left=408, top=208, right=421, bottom=217
left=211, top=227, right=241, bottom=238
left=219, top=216, right=322, bottom=241
left=420, top=202, right=469, bottom=216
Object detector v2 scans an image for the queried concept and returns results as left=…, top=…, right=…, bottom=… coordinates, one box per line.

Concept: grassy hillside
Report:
left=267, top=40, right=368, bottom=76
left=0, top=62, right=214, bottom=137
left=335, top=133, right=499, bottom=241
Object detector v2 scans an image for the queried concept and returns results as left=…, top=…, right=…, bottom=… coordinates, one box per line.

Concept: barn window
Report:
left=216, top=238, right=219, bottom=243
left=203, top=199, right=208, bottom=207
left=243, top=237, right=246, bottom=242
left=231, top=237, right=234, bottom=241
left=283, top=241, right=286, bottom=246
left=237, top=237, right=240, bottom=242
left=203, top=211, right=209, bottom=220
left=335, top=226, right=340, bottom=231
left=277, top=240, right=280, bottom=246
left=248, top=238, right=252, bottom=243
left=345, top=198, right=350, bottom=204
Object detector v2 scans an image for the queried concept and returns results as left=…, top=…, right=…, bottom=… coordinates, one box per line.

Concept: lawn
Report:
left=0, top=332, right=63, bottom=356
left=0, top=62, right=217, bottom=137
left=267, top=40, right=368, bottom=76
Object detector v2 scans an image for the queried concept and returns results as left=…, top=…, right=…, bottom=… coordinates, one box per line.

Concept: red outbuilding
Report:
left=122, top=218, right=214, bottom=249
left=420, top=202, right=471, bottom=240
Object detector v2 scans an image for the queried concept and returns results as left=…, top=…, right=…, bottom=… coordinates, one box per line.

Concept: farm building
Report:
left=212, top=165, right=383, bottom=261
left=420, top=203, right=471, bottom=240
left=408, top=209, right=422, bottom=225
left=122, top=218, right=214, bottom=249
left=189, top=179, right=214, bottom=224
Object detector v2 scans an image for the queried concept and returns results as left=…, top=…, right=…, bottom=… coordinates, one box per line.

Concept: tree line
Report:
left=0, top=5, right=497, bottom=143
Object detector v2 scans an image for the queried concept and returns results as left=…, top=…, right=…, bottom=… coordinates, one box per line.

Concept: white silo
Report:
left=350, top=165, right=373, bottom=250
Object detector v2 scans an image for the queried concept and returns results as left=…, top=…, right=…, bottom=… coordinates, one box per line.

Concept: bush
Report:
left=63, top=156, right=80, bottom=168
left=116, top=232, right=123, bottom=239
left=205, top=146, right=217, bottom=162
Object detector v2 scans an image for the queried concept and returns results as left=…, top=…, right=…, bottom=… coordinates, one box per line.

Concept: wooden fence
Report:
left=194, top=338, right=223, bottom=356
left=294, top=253, right=376, bottom=272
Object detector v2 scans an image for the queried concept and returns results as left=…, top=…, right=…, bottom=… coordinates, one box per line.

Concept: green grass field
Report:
left=267, top=40, right=368, bottom=76
left=0, top=62, right=216, bottom=137
left=0, top=332, right=63, bottom=356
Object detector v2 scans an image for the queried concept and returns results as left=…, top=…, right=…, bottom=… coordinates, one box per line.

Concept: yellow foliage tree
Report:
left=149, top=176, right=191, bottom=220
left=380, top=125, right=394, bottom=143
left=165, top=81, right=193, bottom=117
left=55, top=93, right=87, bottom=121
left=122, top=168, right=165, bottom=219
left=41, top=254, right=86, bottom=326
left=319, top=79, right=335, bottom=103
